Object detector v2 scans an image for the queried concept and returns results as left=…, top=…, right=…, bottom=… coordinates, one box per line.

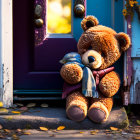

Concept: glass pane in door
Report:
left=47, top=0, right=71, bottom=34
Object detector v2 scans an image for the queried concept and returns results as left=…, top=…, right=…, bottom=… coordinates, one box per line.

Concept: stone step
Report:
left=0, top=107, right=129, bottom=129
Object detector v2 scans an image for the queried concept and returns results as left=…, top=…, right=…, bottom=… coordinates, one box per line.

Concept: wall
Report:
left=130, top=3, right=140, bottom=104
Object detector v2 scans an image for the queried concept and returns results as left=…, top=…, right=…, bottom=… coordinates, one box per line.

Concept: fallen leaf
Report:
left=23, top=132, right=31, bottom=135
left=110, top=127, right=118, bottom=131
left=12, top=134, right=19, bottom=140
left=16, top=129, right=22, bottom=132
left=90, top=130, right=99, bottom=135
left=57, top=126, right=65, bottom=130
left=0, top=102, right=3, bottom=107
left=79, top=132, right=84, bottom=134
left=0, top=134, right=5, bottom=138
left=0, top=124, right=3, bottom=129
left=136, top=120, right=140, bottom=125
left=49, top=134, right=55, bottom=137
left=19, top=107, right=28, bottom=111
left=132, top=130, right=140, bottom=134
left=39, top=127, right=48, bottom=131
left=4, top=129, right=11, bottom=133
left=16, top=103, right=24, bottom=107
left=26, top=103, right=36, bottom=108
left=133, top=136, right=140, bottom=140
left=41, top=104, right=48, bottom=108
left=0, top=108, right=9, bottom=113
left=11, top=111, right=21, bottom=114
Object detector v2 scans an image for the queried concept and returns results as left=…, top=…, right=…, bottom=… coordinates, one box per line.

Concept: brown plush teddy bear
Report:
left=60, top=16, right=131, bottom=123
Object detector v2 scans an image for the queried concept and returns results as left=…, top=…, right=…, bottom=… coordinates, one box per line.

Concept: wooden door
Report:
left=13, top=0, right=124, bottom=98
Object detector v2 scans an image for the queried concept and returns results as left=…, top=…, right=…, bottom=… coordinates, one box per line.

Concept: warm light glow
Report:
left=47, top=0, right=71, bottom=34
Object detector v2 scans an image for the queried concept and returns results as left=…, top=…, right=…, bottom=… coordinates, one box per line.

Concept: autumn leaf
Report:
left=16, top=103, right=24, bottom=107
left=0, top=125, right=3, bottom=129
left=4, top=129, right=11, bottom=133
left=39, top=127, right=48, bottom=131
left=133, top=136, right=140, bottom=140
left=16, top=129, right=22, bottom=133
left=11, top=111, right=21, bottom=114
left=57, top=126, right=65, bottom=130
left=90, top=130, right=99, bottom=135
left=122, top=9, right=127, bottom=16
left=0, top=134, right=5, bottom=139
left=136, top=120, right=140, bottom=125
left=132, top=130, right=140, bottom=134
left=23, top=132, right=31, bottom=135
left=12, top=134, right=19, bottom=140
left=41, top=104, right=48, bottom=108
left=110, top=127, right=118, bottom=131
left=0, top=102, right=3, bottom=107
left=0, top=108, right=8, bottom=113
left=26, top=103, right=36, bottom=108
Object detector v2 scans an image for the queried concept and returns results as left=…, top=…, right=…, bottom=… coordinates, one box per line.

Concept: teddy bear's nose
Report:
left=88, top=56, right=95, bottom=63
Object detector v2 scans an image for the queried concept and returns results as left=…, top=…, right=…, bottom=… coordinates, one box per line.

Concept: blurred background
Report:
left=47, top=0, right=71, bottom=34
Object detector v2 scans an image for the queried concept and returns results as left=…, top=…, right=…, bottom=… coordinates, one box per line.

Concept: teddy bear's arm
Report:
left=99, top=71, right=120, bottom=97
left=60, top=63, right=83, bottom=84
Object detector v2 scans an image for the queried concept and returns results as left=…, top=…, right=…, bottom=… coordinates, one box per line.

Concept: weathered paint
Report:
left=0, top=0, right=13, bottom=107
left=130, top=0, right=140, bottom=104
left=130, top=59, right=140, bottom=104
left=122, top=15, right=133, bottom=105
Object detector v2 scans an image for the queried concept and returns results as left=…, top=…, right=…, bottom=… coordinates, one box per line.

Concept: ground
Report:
left=0, top=102, right=139, bottom=140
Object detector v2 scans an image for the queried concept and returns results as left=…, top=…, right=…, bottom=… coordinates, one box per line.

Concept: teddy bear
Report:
left=60, top=16, right=131, bottom=123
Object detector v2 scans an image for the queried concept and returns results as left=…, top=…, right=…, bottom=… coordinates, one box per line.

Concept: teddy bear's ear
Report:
left=81, top=16, right=99, bottom=31
left=116, top=32, right=131, bottom=52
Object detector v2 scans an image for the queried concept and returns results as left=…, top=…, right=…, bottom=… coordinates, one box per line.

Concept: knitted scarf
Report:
left=60, top=52, right=98, bottom=98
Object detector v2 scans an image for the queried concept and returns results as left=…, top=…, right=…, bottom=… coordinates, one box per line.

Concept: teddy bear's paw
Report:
left=99, top=71, right=120, bottom=97
left=60, top=64, right=83, bottom=84
left=88, top=102, right=109, bottom=123
left=66, top=106, right=86, bottom=122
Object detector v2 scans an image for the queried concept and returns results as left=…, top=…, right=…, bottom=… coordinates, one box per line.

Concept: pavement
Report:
left=0, top=107, right=129, bottom=130
left=1, top=129, right=137, bottom=140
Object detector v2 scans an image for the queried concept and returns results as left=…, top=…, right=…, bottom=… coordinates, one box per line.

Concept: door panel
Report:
left=13, top=0, right=124, bottom=93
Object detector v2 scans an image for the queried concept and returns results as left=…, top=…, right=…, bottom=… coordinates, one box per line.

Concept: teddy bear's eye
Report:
left=101, top=52, right=105, bottom=57
left=88, top=46, right=92, bottom=50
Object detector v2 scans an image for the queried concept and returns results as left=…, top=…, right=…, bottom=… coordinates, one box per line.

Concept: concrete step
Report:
left=0, top=107, right=129, bottom=129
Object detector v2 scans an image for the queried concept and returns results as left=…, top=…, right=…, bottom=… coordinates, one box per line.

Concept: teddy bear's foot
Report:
left=88, top=102, right=109, bottom=123
left=88, top=97, right=113, bottom=123
left=67, top=106, right=85, bottom=122
left=66, top=90, right=88, bottom=122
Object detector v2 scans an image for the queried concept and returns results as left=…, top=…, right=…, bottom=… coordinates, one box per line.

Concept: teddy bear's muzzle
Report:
left=82, top=50, right=102, bottom=69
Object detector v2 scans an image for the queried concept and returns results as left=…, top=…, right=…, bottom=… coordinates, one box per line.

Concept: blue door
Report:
left=13, top=0, right=124, bottom=99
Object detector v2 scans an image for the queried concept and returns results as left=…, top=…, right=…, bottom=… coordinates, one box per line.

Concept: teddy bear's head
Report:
left=78, top=16, right=131, bottom=70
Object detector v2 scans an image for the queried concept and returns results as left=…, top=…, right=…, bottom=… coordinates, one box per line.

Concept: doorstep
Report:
left=0, top=107, right=129, bottom=130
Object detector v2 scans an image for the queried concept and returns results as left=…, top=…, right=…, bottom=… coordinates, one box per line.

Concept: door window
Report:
left=47, top=0, right=71, bottom=34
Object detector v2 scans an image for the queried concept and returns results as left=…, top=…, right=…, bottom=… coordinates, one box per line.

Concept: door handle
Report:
left=35, top=4, right=43, bottom=28
left=74, top=0, right=85, bottom=17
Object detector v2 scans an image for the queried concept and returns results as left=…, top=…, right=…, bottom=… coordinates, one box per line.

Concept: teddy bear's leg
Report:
left=88, top=97, right=113, bottom=123
left=99, top=71, right=120, bottom=97
left=66, top=90, right=88, bottom=122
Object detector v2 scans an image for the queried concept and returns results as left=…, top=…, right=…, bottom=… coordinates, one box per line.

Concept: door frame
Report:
left=0, top=0, right=13, bottom=107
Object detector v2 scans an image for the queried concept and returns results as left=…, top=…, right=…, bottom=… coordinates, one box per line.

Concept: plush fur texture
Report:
left=60, top=16, right=131, bottom=123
